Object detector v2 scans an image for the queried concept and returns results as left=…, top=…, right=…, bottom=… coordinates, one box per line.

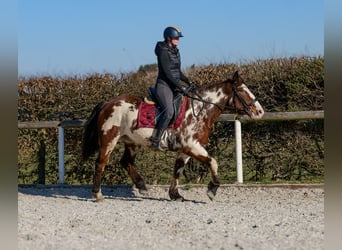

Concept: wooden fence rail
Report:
left=18, top=111, right=324, bottom=184
left=18, top=110, right=324, bottom=129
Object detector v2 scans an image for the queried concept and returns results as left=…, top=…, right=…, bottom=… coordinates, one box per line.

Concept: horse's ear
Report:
left=232, top=71, right=239, bottom=81
left=232, top=71, right=242, bottom=84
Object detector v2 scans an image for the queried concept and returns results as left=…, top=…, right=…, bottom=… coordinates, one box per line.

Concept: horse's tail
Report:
left=82, top=101, right=105, bottom=160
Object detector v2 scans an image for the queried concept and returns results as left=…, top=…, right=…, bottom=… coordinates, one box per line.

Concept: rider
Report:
left=150, top=26, right=193, bottom=151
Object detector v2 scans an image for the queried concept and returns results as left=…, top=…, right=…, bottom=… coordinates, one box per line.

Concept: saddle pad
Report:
left=137, top=96, right=187, bottom=129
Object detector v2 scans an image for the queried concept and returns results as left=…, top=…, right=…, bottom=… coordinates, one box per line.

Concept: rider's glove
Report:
left=189, top=81, right=198, bottom=90
left=181, top=86, right=190, bottom=95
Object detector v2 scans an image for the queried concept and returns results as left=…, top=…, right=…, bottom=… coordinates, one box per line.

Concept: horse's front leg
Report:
left=190, top=149, right=220, bottom=201
left=169, top=154, right=190, bottom=201
left=206, top=157, right=220, bottom=200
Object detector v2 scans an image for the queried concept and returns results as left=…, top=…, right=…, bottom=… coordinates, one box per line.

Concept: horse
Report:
left=82, top=71, right=264, bottom=201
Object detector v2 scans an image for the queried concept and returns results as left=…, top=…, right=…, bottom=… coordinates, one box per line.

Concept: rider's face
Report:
left=170, top=37, right=179, bottom=47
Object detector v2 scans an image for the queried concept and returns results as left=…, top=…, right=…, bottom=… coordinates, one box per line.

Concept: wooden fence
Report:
left=18, top=111, right=324, bottom=184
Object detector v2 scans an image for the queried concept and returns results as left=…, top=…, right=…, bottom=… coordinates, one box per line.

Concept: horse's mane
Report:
left=196, top=79, right=231, bottom=92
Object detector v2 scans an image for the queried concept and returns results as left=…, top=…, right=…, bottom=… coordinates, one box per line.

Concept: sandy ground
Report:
left=18, top=184, right=324, bottom=250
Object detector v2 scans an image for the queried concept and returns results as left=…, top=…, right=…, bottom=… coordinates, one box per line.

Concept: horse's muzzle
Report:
left=250, top=102, right=265, bottom=120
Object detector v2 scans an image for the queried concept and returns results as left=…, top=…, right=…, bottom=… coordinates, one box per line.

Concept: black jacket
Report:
left=155, top=41, right=190, bottom=91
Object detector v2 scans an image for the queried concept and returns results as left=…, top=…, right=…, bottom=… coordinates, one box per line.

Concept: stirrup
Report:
left=167, top=130, right=176, bottom=151
left=151, top=140, right=164, bottom=151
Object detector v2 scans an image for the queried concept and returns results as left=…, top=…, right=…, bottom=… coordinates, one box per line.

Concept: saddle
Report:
left=137, top=87, right=187, bottom=129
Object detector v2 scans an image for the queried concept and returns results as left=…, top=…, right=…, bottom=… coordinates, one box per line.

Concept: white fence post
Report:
left=235, top=120, right=243, bottom=183
left=58, top=126, right=65, bottom=184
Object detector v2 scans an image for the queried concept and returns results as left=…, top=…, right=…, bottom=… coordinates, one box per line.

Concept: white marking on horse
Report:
left=241, top=84, right=256, bottom=99
left=105, top=136, right=119, bottom=157
left=101, top=101, right=125, bottom=134
left=240, top=84, right=264, bottom=118
left=209, top=157, right=218, bottom=175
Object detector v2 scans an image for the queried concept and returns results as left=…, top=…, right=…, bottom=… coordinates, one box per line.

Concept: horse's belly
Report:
left=121, top=127, right=153, bottom=145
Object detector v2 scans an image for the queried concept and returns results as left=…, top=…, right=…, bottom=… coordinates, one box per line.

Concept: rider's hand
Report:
left=189, top=81, right=198, bottom=90
left=181, top=86, right=190, bottom=95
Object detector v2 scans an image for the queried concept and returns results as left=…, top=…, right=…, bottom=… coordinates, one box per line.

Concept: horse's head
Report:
left=227, top=71, right=264, bottom=119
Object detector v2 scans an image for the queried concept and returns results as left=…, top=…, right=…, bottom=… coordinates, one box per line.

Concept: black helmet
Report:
left=163, top=26, right=184, bottom=39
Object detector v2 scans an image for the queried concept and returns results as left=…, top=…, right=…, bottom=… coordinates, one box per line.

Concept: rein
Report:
left=187, top=93, right=224, bottom=117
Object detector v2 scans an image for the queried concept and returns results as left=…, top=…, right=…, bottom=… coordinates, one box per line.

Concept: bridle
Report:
left=186, top=82, right=258, bottom=117
left=231, top=83, right=258, bottom=114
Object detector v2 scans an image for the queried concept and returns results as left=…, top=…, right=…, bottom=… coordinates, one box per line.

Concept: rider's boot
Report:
left=150, top=107, right=173, bottom=151
left=150, top=127, right=165, bottom=151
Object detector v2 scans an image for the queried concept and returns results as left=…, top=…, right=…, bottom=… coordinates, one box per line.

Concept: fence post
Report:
left=58, top=126, right=65, bottom=184
left=235, top=119, right=243, bottom=183
left=37, top=139, right=46, bottom=184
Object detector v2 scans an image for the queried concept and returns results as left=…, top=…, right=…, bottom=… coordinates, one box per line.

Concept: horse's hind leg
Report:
left=120, top=144, right=148, bottom=195
left=92, top=131, right=120, bottom=201
left=169, top=154, right=190, bottom=201
left=92, top=148, right=110, bottom=201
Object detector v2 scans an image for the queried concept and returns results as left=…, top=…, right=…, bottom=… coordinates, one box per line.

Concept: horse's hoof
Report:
left=207, top=190, right=215, bottom=201
left=139, top=189, right=149, bottom=196
left=169, top=189, right=184, bottom=201
left=135, top=180, right=148, bottom=194
left=207, top=181, right=220, bottom=201
left=173, top=196, right=185, bottom=202
left=92, top=192, right=104, bottom=201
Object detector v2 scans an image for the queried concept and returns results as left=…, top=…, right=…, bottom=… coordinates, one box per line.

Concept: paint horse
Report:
left=82, top=71, right=264, bottom=201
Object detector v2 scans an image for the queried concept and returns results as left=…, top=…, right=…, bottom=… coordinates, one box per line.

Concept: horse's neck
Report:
left=191, top=88, right=228, bottom=121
